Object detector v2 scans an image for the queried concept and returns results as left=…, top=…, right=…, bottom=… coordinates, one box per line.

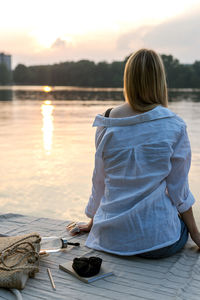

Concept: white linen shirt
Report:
left=85, top=105, right=195, bottom=255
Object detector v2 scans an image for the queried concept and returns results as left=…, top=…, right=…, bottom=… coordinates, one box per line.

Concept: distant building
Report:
left=0, top=52, right=11, bottom=71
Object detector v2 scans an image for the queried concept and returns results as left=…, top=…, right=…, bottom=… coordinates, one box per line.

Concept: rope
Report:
left=0, top=234, right=40, bottom=272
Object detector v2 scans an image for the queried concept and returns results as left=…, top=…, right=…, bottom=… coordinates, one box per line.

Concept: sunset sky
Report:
left=1, top=0, right=200, bottom=68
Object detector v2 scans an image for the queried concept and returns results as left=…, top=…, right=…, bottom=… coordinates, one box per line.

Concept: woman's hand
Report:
left=66, top=218, right=93, bottom=235
left=78, top=218, right=93, bottom=233
left=191, top=232, right=200, bottom=248
left=180, top=207, right=200, bottom=249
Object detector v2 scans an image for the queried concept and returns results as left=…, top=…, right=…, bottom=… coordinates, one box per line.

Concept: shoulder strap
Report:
left=104, top=108, right=113, bottom=118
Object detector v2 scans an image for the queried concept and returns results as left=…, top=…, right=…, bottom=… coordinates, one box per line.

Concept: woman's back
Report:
left=85, top=106, right=195, bottom=255
left=81, top=49, right=196, bottom=257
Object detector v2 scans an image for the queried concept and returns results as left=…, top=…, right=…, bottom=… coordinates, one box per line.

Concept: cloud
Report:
left=116, top=4, right=200, bottom=63
left=17, top=33, right=120, bottom=67
left=51, top=38, right=67, bottom=49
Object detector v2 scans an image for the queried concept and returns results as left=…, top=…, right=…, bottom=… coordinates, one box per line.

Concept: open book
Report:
left=59, top=260, right=114, bottom=283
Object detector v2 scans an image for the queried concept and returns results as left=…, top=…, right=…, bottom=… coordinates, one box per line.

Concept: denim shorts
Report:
left=138, top=219, right=188, bottom=259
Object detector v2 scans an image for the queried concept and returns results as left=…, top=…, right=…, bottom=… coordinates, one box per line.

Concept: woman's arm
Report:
left=166, top=125, right=200, bottom=245
left=166, top=125, right=195, bottom=213
left=180, top=207, right=200, bottom=247
left=85, top=127, right=106, bottom=219
left=85, top=153, right=105, bottom=218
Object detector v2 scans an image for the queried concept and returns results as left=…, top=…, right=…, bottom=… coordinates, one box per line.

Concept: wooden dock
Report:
left=0, top=213, right=200, bottom=300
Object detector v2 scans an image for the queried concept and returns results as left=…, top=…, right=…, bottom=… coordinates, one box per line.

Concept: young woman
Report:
left=73, top=49, right=200, bottom=258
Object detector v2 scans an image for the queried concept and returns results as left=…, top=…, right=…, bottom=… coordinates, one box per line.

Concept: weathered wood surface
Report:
left=0, top=213, right=200, bottom=300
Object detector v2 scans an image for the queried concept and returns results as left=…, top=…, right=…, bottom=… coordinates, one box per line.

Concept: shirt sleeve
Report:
left=166, top=125, right=195, bottom=213
left=85, top=127, right=106, bottom=218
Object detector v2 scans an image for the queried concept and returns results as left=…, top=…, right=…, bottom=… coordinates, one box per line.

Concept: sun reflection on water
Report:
left=41, top=100, right=54, bottom=154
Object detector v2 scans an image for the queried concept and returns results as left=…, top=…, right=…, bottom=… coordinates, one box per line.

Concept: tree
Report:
left=11, top=54, right=200, bottom=88
left=13, top=64, right=30, bottom=84
left=192, top=61, right=200, bottom=87
left=110, top=61, right=124, bottom=87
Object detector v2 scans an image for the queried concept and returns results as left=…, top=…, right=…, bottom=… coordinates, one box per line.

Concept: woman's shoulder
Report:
left=166, top=109, right=187, bottom=130
left=103, top=103, right=140, bottom=118
left=102, top=104, right=124, bottom=117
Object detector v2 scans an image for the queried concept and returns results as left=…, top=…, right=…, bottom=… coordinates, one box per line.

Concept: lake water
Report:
left=0, top=86, right=200, bottom=224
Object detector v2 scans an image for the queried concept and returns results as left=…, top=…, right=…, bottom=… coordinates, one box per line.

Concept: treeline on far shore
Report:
left=0, top=54, right=200, bottom=88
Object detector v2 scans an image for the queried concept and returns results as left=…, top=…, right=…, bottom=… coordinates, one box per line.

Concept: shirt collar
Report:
left=93, top=105, right=175, bottom=127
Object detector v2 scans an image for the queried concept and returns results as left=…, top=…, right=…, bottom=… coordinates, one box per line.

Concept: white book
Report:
left=59, top=260, right=114, bottom=283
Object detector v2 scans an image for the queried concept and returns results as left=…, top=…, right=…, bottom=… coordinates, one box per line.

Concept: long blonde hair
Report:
left=123, top=49, right=168, bottom=112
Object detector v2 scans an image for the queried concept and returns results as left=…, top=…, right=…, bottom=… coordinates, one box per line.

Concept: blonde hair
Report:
left=123, top=49, right=168, bottom=112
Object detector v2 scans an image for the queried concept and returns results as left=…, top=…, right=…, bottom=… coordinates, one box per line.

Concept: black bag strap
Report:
left=104, top=108, right=113, bottom=118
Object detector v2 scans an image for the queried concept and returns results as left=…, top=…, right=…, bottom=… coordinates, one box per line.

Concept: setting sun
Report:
left=43, top=86, right=52, bottom=93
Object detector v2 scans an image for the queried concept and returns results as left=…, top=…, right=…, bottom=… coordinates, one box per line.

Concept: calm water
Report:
left=0, top=87, right=199, bottom=223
